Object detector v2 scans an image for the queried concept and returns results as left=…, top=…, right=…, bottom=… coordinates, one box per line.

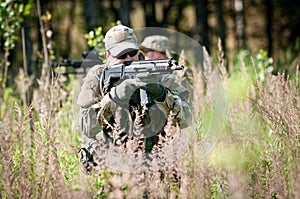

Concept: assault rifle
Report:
left=51, top=51, right=102, bottom=75
left=101, top=58, right=183, bottom=82
left=100, top=58, right=184, bottom=111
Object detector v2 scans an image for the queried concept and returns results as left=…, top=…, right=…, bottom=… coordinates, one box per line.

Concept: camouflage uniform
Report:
left=77, top=26, right=191, bottom=173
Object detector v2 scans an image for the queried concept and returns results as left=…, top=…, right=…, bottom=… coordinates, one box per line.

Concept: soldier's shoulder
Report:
left=88, top=64, right=106, bottom=75
left=85, top=64, right=107, bottom=80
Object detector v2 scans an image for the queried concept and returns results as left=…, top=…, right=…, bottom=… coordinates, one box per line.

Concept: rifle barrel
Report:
left=51, top=59, right=102, bottom=75
left=52, top=59, right=102, bottom=68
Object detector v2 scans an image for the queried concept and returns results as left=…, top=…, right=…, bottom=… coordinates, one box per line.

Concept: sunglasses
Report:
left=115, top=50, right=138, bottom=59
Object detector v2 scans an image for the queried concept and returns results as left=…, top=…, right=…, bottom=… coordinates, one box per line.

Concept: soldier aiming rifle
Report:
left=76, top=24, right=192, bottom=173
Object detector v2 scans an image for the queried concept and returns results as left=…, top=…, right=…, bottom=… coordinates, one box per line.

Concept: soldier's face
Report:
left=106, top=50, right=139, bottom=66
left=144, top=50, right=167, bottom=60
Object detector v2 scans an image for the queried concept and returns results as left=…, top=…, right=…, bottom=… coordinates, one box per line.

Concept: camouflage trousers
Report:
left=79, top=101, right=191, bottom=174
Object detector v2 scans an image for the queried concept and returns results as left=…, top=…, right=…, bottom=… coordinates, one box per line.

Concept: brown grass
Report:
left=0, top=48, right=299, bottom=198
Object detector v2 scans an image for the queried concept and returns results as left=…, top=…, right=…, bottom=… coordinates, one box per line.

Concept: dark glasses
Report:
left=115, top=50, right=138, bottom=59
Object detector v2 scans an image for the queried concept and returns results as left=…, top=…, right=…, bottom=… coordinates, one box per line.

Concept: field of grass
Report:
left=0, top=48, right=299, bottom=199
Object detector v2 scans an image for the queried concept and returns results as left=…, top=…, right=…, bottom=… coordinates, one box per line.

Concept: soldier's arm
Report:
left=157, top=74, right=192, bottom=128
left=77, top=65, right=104, bottom=138
left=77, top=65, right=103, bottom=108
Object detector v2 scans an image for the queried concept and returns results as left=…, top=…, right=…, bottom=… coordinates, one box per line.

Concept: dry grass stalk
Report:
left=0, top=71, right=83, bottom=198
left=217, top=38, right=228, bottom=81
left=2, top=35, right=299, bottom=198
left=252, top=71, right=300, bottom=198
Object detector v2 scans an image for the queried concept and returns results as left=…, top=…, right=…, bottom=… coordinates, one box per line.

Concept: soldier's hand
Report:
left=109, top=77, right=166, bottom=104
left=137, top=75, right=166, bottom=102
left=109, top=79, right=141, bottom=104
left=142, top=83, right=166, bottom=102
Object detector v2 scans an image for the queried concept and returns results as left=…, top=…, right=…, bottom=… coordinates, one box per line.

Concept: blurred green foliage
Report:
left=0, top=0, right=32, bottom=51
left=255, top=49, right=274, bottom=83
left=84, top=21, right=121, bottom=61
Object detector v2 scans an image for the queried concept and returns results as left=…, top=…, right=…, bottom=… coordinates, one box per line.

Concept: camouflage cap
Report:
left=105, top=25, right=139, bottom=57
left=140, top=35, right=169, bottom=52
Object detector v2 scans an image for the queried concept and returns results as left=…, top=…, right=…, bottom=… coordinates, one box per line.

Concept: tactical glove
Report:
left=109, top=79, right=141, bottom=105
left=142, top=83, right=166, bottom=102
left=109, top=78, right=166, bottom=105
left=139, top=74, right=166, bottom=102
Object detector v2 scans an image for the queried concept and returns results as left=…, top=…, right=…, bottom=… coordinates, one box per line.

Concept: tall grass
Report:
left=0, top=50, right=299, bottom=198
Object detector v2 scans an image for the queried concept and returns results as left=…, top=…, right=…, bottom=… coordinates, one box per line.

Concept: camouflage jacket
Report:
left=77, top=62, right=192, bottom=141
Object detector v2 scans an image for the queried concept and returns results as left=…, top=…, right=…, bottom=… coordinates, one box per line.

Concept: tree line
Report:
left=0, top=0, right=299, bottom=92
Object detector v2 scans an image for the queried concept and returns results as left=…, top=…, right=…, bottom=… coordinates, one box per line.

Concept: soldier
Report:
left=141, top=34, right=191, bottom=99
left=140, top=35, right=170, bottom=60
left=77, top=25, right=191, bottom=173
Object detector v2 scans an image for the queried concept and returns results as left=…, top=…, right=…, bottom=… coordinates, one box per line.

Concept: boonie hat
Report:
left=105, top=25, right=139, bottom=57
left=140, top=35, right=169, bottom=52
